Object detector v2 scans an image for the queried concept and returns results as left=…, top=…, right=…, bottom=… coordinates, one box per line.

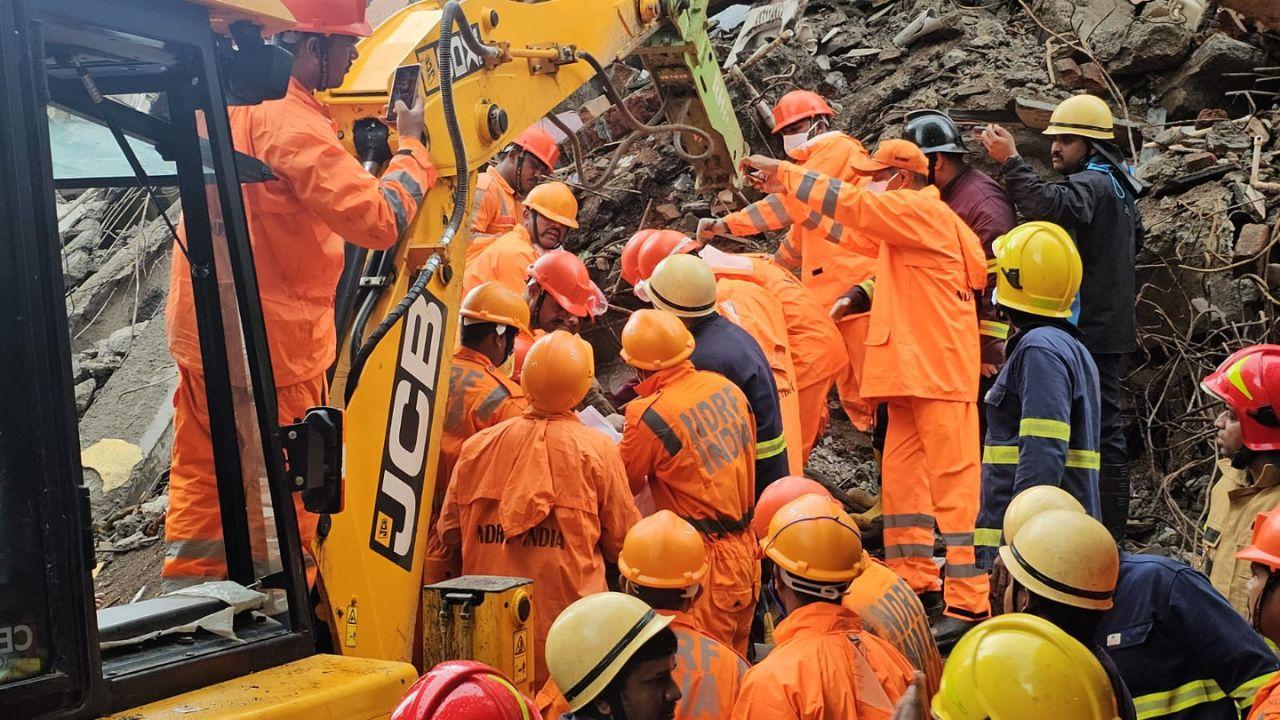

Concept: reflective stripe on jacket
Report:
left=468, top=165, right=521, bottom=259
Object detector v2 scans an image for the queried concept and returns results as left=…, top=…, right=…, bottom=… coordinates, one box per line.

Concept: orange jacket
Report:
left=843, top=557, right=943, bottom=699
left=779, top=162, right=987, bottom=402
left=744, top=254, right=847, bottom=389
left=1251, top=673, right=1280, bottom=719
left=713, top=274, right=798, bottom=398
left=468, top=165, right=521, bottom=260
left=534, top=609, right=747, bottom=720
left=462, top=224, right=538, bottom=298
left=731, top=602, right=914, bottom=720
left=437, top=347, right=528, bottom=510
left=722, top=132, right=876, bottom=309
left=437, top=410, right=639, bottom=685
left=167, top=78, right=436, bottom=385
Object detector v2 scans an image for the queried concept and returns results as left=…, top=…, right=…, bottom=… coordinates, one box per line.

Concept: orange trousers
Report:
left=834, top=315, right=871, bottom=432
left=779, top=384, right=804, bottom=475
left=881, top=397, right=989, bottom=619
left=162, top=364, right=321, bottom=587
left=687, top=530, right=760, bottom=657
left=796, top=376, right=836, bottom=461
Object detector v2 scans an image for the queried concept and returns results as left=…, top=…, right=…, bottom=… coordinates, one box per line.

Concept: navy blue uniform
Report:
left=1095, top=554, right=1278, bottom=720
left=977, top=322, right=1101, bottom=565
left=687, top=313, right=789, bottom=492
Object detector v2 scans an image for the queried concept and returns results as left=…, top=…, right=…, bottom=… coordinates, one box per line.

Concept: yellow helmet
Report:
left=459, top=281, right=532, bottom=336
left=1003, top=485, right=1086, bottom=544
left=524, top=181, right=580, bottom=228
left=999, top=510, right=1118, bottom=611
left=761, top=493, right=865, bottom=587
left=618, top=510, right=708, bottom=590
left=620, top=309, right=695, bottom=371
left=642, top=254, right=718, bottom=318
left=520, top=330, right=594, bottom=413
left=1044, top=94, right=1115, bottom=140
left=546, top=592, right=673, bottom=712
left=994, top=221, right=1082, bottom=319
left=932, top=613, right=1121, bottom=720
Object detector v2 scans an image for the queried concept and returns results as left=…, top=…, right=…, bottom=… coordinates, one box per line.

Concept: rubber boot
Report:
left=1099, top=463, right=1130, bottom=542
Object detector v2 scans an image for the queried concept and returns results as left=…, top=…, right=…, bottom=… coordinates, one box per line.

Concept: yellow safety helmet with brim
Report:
left=1044, top=94, right=1115, bottom=140
left=993, top=221, right=1082, bottom=319
left=1000, top=509, right=1118, bottom=611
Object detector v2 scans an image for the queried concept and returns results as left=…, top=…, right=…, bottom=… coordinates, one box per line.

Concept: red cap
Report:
left=850, top=139, right=930, bottom=176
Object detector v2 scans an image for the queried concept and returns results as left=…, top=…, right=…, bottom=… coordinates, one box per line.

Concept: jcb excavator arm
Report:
left=312, top=0, right=744, bottom=670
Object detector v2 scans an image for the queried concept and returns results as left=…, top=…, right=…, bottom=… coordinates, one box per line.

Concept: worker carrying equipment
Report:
left=163, top=0, right=436, bottom=587
left=739, top=139, right=992, bottom=641
left=391, top=660, right=538, bottom=720
left=463, top=180, right=580, bottom=298
left=975, top=221, right=1101, bottom=567
left=545, top=593, right=681, bottom=719
left=618, top=309, right=762, bottom=655
left=469, top=124, right=561, bottom=258
left=1235, top=507, right=1280, bottom=719
left=641, top=254, right=790, bottom=490
left=733, top=493, right=915, bottom=719
left=434, top=331, right=641, bottom=686
left=1198, top=345, right=1280, bottom=615
left=931, top=613, right=1122, bottom=720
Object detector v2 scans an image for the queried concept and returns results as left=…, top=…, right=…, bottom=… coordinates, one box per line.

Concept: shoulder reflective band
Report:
left=650, top=285, right=716, bottom=316
left=1009, top=542, right=1112, bottom=602
left=561, top=608, right=659, bottom=705
left=1019, top=417, right=1071, bottom=441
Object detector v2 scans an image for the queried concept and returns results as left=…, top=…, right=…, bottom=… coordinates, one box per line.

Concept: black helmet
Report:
left=904, top=109, right=966, bottom=155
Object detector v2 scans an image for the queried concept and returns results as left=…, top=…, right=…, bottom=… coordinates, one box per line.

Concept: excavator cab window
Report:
left=0, top=1, right=315, bottom=717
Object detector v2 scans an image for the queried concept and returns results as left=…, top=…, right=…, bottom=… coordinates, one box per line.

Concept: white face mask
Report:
left=783, top=132, right=809, bottom=157
left=864, top=179, right=891, bottom=195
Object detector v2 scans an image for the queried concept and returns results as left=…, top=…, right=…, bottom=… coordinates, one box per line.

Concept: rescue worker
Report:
left=546, top=593, right=681, bottom=720
left=926, top=613, right=1124, bottom=720
left=162, top=0, right=436, bottom=586
left=698, top=89, right=878, bottom=432
left=470, top=125, right=560, bottom=258
left=634, top=230, right=803, bottom=472
left=392, top=661, right=539, bottom=720
left=733, top=493, right=915, bottom=719
left=1199, top=345, right=1280, bottom=616
left=435, top=331, right=640, bottom=685
left=1003, top=508, right=1278, bottom=719
left=740, top=139, right=991, bottom=643
left=980, top=94, right=1140, bottom=541
left=1235, top=507, right=1280, bottom=719
left=975, top=221, right=1101, bottom=567
left=639, top=254, right=790, bottom=489
left=753, top=476, right=944, bottom=697
left=617, top=309, right=760, bottom=654
left=462, top=181, right=579, bottom=297
left=988, top=484, right=1086, bottom=613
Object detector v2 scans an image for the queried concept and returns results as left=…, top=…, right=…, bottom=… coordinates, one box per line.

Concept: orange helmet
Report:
left=460, top=282, right=531, bottom=336
left=620, top=309, right=695, bottom=371
left=524, top=181, right=579, bottom=229
left=619, top=510, right=709, bottom=590
left=510, top=332, right=534, bottom=381
left=1238, top=508, right=1280, bottom=572
left=771, top=90, right=834, bottom=133
left=636, top=230, right=699, bottom=283
left=391, top=661, right=537, bottom=720
left=762, top=493, right=865, bottom=588
left=521, top=330, right=594, bottom=413
left=513, top=125, right=560, bottom=170
left=280, top=0, right=371, bottom=36
left=1202, top=345, right=1280, bottom=451
left=621, top=229, right=658, bottom=286
left=528, top=250, right=606, bottom=318
left=753, top=475, right=833, bottom=538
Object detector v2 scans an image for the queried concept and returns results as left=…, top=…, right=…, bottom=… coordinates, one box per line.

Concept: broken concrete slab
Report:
left=1206, top=121, right=1252, bottom=156
left=1158, top=34, right=1269, bottom=118
left=1184, top=152, right=1219, bottom=172
left=1236, top=223, right=1270, bottom=258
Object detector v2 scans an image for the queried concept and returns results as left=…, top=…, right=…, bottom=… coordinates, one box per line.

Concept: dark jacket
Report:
left=688, top=313, right=790, bottom=493
left=941, top=165, right=1017, bottom=342
left=1001, top=155, right=1139, bottom=354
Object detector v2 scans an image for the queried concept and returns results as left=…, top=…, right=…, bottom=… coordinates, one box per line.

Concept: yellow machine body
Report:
left=196, top=0, right=296, bottom=36
left=421, top=576, right=536, bottom=695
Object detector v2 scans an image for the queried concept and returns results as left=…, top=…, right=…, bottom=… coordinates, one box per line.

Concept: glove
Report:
left=696, top=217, right=726, bottom=241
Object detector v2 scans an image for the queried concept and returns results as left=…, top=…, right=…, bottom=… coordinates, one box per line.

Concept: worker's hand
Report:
left=697, top=217, right=727, bottom=242
left=740, top=155, right=784, bottom=193
left=980, top=336, right=1005, bottom=376
left=891, top=673, right=929, bottom=720
left=830, top=284, right=871, bottom=320
left=395, top=90, right=427, bottom=146
left=979, top=123, right=1017, bottom=164
left=990, top=553, right=1010, bottom=614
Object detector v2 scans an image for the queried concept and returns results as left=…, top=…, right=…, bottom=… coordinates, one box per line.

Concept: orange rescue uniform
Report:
left=163, top=78, right=435, bottom=582
left=731, top=602, right=914, bottom=720
left=1251, top=674, right=1280, bottom=719
left=722, top=132, right=877, bottom=430
left=436, top=409, right=640, bottom=686
left=778, top=161, right=990, bottom=619
left=462, top=224, right=537, bottom=297
left=619, top=362, right=761, bottom=655
left=843, top=557, right=943, bottom=698
left=468, top=165, right=521, bottom=260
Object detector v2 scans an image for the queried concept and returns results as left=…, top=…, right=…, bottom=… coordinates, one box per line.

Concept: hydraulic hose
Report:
left=345, top=0, right=477, bottom=401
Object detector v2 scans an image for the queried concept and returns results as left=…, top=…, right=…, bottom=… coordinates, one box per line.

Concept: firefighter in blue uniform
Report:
left=975, top=221, right=1101, bottom=567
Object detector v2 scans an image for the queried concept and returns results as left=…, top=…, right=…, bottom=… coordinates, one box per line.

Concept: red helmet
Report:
left=391, top=661, right=538, bottom=720
left=529, top=250, right=606, bottom=318
left=621, top=229, right=658, bottom=287
left=636, top=230, right=699, bottom=283
left=513, top=125, right=560, bottom=170
left=753, top=475, right=833, bottom=537
left=280, top=0, right=371, bottom=36
left=1202, top=345, right=1280, bottom=451
left=771, top=90, right=834, bottom=133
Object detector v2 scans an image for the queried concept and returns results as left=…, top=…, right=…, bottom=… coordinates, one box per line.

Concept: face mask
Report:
left=864, top=179, right=891, bottom=195
left=782, top=132, right=809, bottom=158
